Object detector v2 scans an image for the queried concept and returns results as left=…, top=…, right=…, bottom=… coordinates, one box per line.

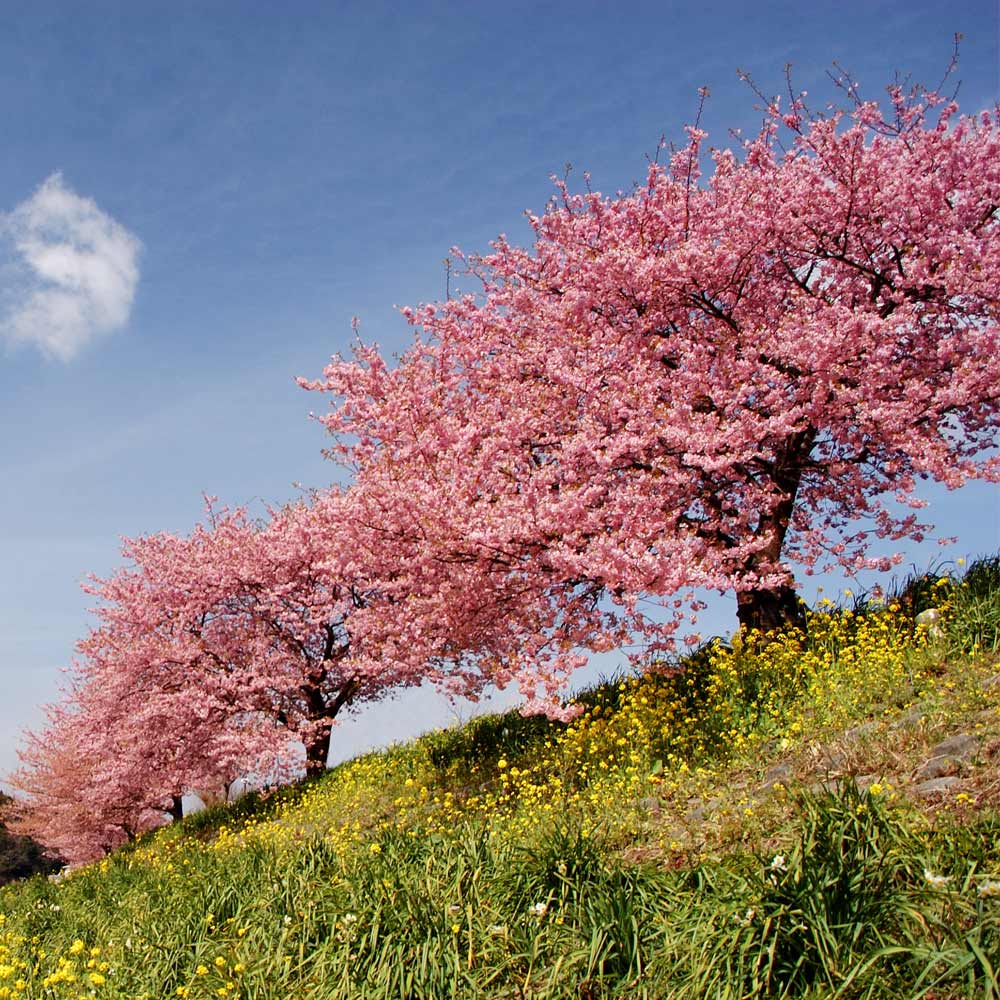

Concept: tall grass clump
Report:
left=647, top=786, right=1000, bottom=999
left=948, top=555, right=1000, bottom=655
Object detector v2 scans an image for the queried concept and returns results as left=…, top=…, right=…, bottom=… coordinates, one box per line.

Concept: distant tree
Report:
left=0, top=793, right=62, bottom=884
left=4, top=707, right=157, bottom=863
left=304, top=74, right=1000, bottom=695
left=9, top=491, right=536, bottom=859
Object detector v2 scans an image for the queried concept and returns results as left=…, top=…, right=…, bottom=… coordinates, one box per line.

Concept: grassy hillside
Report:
left=1, top=559, right=999, bottom=998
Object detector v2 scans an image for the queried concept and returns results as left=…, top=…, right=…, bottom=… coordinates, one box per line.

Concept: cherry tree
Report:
left=12, top=486, right=556, bottom=858
left=304, top=77, right=1000, bottom=659
left=71, top=501, right=381, bottom=781
left=5, top=702, right=176, bottom=863
left=11, top=503, right=339, bottom=856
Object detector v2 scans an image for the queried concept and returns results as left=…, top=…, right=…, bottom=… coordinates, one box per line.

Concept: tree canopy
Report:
left=305, top=81, right=1000, bottom=646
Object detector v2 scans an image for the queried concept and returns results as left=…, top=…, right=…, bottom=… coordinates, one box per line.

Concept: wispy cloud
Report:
left=1, top=174, right=141, bottom=361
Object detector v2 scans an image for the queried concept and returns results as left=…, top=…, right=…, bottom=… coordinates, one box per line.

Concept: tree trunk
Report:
left=301, top=673, right=359, bottom=778
left=736, top=584, right=806, bottom=635
left=167, top=794, right=184, bottom=822
left=303, top=722, right=333, bottom=777
left=732, top=428, right=816, bottom=637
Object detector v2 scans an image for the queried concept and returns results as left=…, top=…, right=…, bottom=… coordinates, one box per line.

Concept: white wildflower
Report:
left=977, top=880, right=1000, bottom=899
left=923, top=869, right=952, bottom=890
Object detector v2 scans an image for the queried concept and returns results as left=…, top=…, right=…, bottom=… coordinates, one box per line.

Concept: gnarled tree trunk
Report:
left=301, top=670, right=359, bottom=777
left=733, top=428, right=813, bottom=637
left=736, top=583, right=806, bottom=635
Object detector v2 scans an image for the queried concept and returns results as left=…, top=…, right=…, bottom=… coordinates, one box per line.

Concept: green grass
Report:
left=1, top=556, right=999, bottom=999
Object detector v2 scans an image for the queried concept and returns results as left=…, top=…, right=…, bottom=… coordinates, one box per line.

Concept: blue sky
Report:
left=1, top=1, right=998, bottom=787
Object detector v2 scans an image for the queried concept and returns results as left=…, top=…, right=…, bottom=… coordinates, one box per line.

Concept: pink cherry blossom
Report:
left=305, top=79, right=1000, bottom=665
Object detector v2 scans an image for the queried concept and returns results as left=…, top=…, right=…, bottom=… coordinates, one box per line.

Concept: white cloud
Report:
left=1, top=173, right=141, bottom=361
